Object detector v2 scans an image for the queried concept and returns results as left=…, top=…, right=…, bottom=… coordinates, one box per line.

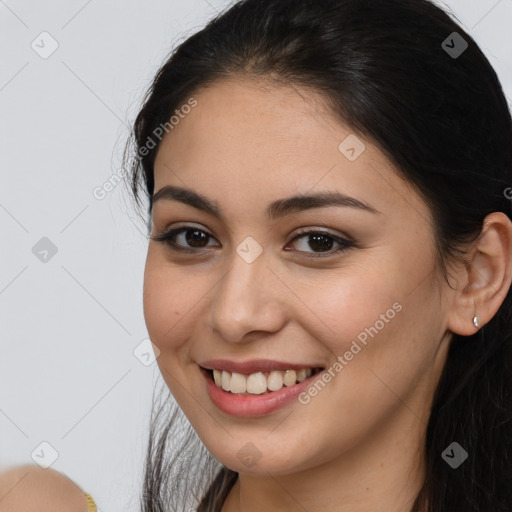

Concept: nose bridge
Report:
left=207, top=244, right=286, bottom=343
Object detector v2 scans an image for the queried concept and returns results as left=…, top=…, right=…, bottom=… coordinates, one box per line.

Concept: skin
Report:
left=143, top=77, right=512, bottom=512
left=0, top=465, right=89, bottom=512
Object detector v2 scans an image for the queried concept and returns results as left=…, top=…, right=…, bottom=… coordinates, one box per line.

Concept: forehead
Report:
left=165, top=77, right=341, bottom=146
left=155, top=78, right=358, bottom=179
left=152, top=78, right=428, bottom=224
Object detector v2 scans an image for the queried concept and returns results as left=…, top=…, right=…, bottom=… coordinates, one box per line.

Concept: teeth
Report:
left=283, top=369, right=297, bottom=387
left=221, top=371, right=231, bottom=391
left=230, top=372, right=247, bottom=394
left=296, top=369, right=308, bottom=382
left=247, top=372, right=267, bottom=394
left=211, top=368, right=314, bottom=395
left=267, top=371, right=283, bottom=391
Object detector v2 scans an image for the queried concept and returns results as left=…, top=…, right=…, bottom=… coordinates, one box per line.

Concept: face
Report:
left=143, top=78, right=454, bottom=476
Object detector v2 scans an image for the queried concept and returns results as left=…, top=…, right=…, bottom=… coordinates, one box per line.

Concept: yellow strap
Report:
left=84, top=492, right=97, bottom=512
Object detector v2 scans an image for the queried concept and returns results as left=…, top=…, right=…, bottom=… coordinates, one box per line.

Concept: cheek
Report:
left=293, top=261, right=404, bottom=352
left=314, top=267, right=440, bottom=411
left=295, top=253, right=437, bottom=388
left=142, top=254, right=195, bottom=349
left=142, top=251, right=222, bottom=358
left=142, top=260, right=200, bottom=396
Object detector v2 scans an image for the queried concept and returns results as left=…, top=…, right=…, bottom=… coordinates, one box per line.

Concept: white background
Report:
left=1, top=0, right=511, bottom=510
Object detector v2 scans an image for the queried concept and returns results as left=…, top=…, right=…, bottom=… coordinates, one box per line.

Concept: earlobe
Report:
left=447, top=212, right=512, bottom=337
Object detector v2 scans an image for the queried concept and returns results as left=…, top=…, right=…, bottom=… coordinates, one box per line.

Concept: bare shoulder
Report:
left=0, top=465, right=88, bottom=512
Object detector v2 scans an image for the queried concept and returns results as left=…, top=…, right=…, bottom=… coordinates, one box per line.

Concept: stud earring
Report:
left=473, top=315, right=480, bottom=329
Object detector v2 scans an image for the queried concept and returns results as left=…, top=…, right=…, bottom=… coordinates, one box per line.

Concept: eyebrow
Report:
left=151, top=185, right=380, bottom=221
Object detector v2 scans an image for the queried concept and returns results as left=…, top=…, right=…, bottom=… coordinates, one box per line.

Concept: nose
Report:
left=207, top=246, right=288, bottom=344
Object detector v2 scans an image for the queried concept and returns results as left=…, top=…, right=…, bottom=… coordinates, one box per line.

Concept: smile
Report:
left=199, top=360, right=325, bottom=417
left=210, top=368, right=322, bottom=395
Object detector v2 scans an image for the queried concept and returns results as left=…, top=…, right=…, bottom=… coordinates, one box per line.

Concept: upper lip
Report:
left=199, top=359, right=323, bottom=374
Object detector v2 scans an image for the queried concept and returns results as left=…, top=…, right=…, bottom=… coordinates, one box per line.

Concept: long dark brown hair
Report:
left=123, top=0, right=512, bottom=510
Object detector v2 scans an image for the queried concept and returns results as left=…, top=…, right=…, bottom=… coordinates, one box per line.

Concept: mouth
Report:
left=199, top=362, right=326, bottom=417
left=200, top=366, right=325, bottom=395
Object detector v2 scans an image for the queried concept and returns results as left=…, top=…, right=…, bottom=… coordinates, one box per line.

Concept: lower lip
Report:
left=201, top=368, right=322, bottom=417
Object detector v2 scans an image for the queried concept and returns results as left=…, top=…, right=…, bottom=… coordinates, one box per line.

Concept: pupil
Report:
left=310, top=234, right=333, bottom=252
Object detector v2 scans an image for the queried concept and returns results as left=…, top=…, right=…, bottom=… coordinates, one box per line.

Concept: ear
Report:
left=447, top=212, right=512, bottom=336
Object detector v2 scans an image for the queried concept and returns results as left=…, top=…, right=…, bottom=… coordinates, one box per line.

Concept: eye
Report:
left=150, top=225, right=354, bottom=258
left=285, top=229, right=354, bottom=257
left=150, top=226, right=219, bottom=252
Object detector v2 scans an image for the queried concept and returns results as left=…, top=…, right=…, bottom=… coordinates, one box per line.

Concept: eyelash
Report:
left=150, top=225, right=355, bottom=258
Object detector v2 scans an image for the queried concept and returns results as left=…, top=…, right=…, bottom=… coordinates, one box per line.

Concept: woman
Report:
left=125, top=0, right=512, bottom=511
left=4, top=0, right=510, bottom=511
